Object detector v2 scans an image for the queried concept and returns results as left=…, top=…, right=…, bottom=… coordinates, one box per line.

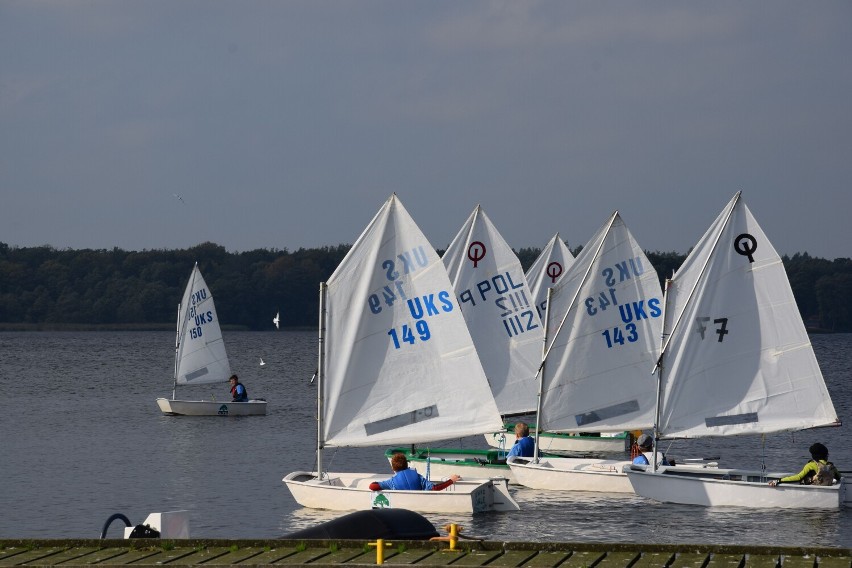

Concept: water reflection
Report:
left=2, top=331, right=851, bottom=546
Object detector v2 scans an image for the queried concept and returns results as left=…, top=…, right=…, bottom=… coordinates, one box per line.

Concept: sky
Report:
left=2, top=1, right=850, bottom=259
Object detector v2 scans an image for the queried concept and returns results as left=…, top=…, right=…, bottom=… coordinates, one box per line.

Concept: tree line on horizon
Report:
left=0, top=241, right=850, bottom=332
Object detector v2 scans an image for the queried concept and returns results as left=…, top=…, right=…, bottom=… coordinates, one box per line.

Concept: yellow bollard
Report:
left=368, top=539, right=392, bottom=565
left=429, top=523, right=464, bottom=552
left=445, top=523, right=462, bottom=551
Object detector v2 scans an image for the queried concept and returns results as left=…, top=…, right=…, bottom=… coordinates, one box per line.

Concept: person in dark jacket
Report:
left=229, top=374, right=248, bottom=402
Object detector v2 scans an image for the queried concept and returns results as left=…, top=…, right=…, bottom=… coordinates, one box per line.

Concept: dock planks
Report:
left=0, top=540, right=848, bottom=568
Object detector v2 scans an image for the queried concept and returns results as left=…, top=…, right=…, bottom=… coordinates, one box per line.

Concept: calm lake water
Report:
left=2, top=331, right=850, bottom=546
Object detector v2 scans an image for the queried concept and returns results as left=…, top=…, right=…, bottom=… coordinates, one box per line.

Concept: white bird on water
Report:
left=260, top=358, right=266, bottom=366
left=273, top=311, right=280, bottom=330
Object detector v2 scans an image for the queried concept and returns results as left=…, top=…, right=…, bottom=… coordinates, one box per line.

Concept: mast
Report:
left=651, top=277, right=671, bottom=472
left=532, top=286, right=553, bottom=462
left=172, top=302, right=180, bottom=400
left=316, top=281, right=327, bottom=479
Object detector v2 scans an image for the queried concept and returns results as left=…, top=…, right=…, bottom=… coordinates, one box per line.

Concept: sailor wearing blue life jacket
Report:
left=507, top=422, right=536, bottom=458
left=229, top=374, right=248, bottom=402
left=632, top=434, right=674, bottom=466
left=369, top=453, right=460, bottom=491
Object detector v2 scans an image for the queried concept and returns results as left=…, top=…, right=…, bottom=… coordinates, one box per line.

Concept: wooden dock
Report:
left=1, top=540, right=850, bottom=568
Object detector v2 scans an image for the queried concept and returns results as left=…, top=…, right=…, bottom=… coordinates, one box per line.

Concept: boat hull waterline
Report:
left=625, top=465, right=846, bottom=509
left=283, top=471, right=519, bottom=514
left=507, top=456, right=635, bottom=492
left=157, top=398, right=267, bottom=416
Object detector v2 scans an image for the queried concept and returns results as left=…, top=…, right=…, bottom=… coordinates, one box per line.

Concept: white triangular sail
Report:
left=442, top=205, right=543, bottom=416
left=655, top=192, right=838, bottom=438
left=526, top=233, right=575, bottom=322
left=538, top=212, right=663, bottom=433
left=322, top=195, right=503, bottom=448
left=174, top=264, right=232, bottom=386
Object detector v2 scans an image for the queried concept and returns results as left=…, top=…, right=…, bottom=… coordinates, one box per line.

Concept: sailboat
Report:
left=624, top=192, right=844, bottom=509
left=482, top=232, right=631, bottom=456
left=156, top=264, right=267, bottom=417
left=282, top=195, right=519, bottom=514
left=507, top=212, right=672, bottom=492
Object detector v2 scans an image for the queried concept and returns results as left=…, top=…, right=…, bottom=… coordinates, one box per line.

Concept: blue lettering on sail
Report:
left=618, top=299, right=661, bottom=324
left=368, top=280, right=410, bottom=315
left=601, top=298, right=661, bottom=349
left=458, top=271, right=525, bottom=307
left=382, top=246, right=429, bottom=281
left=601, top=257, right=645, bottom=287
left=496, top=290, right=539, bottom=338
left=370, top=247, right=428, bottom=314
left=407, top=291, right=454, bottom=320
left=387, top=290, right=454, bottom=349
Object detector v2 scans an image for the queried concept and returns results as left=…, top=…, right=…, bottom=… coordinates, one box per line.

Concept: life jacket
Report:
left=231, top=383, right=248, bottom=402
left=388, top=468, right=425, bottom=490
left=635, top=451, right=669, bottom=467
left=812, top=460, right=837, bottom=486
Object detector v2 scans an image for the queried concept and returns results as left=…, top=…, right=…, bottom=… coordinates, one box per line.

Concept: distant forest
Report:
left=1, top=241, right=851, bottom=332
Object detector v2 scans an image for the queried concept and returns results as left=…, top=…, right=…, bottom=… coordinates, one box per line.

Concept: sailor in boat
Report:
left=632, top=434, right=674, bottom=466
left=229, top=374, right=248, bottom=402
left=369, top=453, right=461, bottom=491
left=507, top=422, right=535, bottom=458
left=768, top=442, right=841, bottom=487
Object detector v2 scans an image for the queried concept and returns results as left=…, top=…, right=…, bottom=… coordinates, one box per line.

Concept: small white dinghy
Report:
left=157, top=263, right=267, bottom=417
left=624, top=192, right=843, bottom=509
left=282, top=195, right=518, bottom=514
left=506, top=213, right=668, bottom=492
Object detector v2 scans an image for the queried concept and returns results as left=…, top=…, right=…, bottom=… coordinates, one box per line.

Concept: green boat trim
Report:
left=385, top=447, right=510, bottom=469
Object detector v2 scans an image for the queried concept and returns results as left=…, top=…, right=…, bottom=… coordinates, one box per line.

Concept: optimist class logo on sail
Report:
left=365, top=245, right=454, bottom=350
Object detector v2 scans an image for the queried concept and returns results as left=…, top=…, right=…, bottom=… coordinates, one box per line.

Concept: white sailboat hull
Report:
left=485, top=430, right=628, bottom=454
left=624, top=465, right=846, bottom=509
left=157, top=398, right=267, bottom=416
left=506, top=456, right=634, bottom=493
left=283, top=471, right=519, bottom=514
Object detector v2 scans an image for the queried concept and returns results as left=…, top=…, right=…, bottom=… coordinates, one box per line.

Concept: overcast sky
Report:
left=2, top=1, right=850, bottom=259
